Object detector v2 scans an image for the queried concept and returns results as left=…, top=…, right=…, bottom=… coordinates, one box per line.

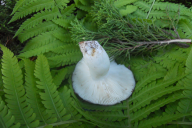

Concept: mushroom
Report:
left=72, top=41, right=135, bottom=105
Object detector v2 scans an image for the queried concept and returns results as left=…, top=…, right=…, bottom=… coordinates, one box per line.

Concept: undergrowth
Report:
left=0, top=0, right=192, bottom=127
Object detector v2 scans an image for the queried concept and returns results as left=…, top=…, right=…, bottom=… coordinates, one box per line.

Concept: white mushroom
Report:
left=72, top=41, right=135, bottom=105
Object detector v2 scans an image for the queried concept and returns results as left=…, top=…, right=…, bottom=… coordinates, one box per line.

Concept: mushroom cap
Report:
left=72, top=41, right=135, bottom=105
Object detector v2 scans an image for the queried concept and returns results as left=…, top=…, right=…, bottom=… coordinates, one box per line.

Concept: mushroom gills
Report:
left=72, top=41, right=135, bottom=105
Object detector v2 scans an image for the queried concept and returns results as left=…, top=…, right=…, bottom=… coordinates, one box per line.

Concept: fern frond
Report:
left=163, top=64, right=179, bottom=80
left=52, top=28, right=73, bottom=42
left=131, top=92, right=185, bottom=122
left=138, top=113, right=191, bottom=128
left=74, top=0, right=93, bottom=12
left=0, top=64, right=3, bottom=97
left=53, top=66, right=75, bottom=88
left=0, top=97, right=20, bottom=128
left=179, top=19, right=192, bottom=38
left=55, top=0, right=70, bottom=9
left=114, top=0, right=138, bottom=8
left=11, top=0, right=33, bottom=15
left=1, top=45, right=39, bottom=127
left=178, top=99, right=192, bottom=115
left=24, top=59, right=56, bottom=125
left=50, top=44, right=80, bottom=54
left=34, top=55, right=71, bottom=122
left=73, top=105, right=128, bottom=128
left=19, top=40, right=65, bottom=58
left=52, top=16, right=75, bottom=29
left=14, top=8, right=61, bottom=37
left=132, top=9, right=148, bottom=19
left=21, top=31, right=56, bottom=52
left=134, top=72, right=165, bottom=93
left=134, top=1, right=150, bottom=12
left=18, top=21, right=59, bottom=42
left=119, top=5, right=137, bottom=16
left=10, top=0, right=55, bottom=23
left=61, top=4, right=76, bottom=16
left=47, top=51, right=82, bottom=68
left=59, top=86, right=82, bottom=121
left=89, top=110, right=126, bottom=121
left=129, top=75, right=184, bottom=103
left=130, top=85, right=184, bottom=112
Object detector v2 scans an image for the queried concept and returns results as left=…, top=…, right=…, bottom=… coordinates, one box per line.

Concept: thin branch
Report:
left=146, top=0, right=156, bottom=19
left=137, top=39, right=191, bottom=45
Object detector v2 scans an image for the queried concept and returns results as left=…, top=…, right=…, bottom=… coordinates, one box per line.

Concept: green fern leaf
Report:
left=53, top=66, right=75, bottom=88
left=114, top=0, right=138, bottom=8
left=18, top=21, right=59, bottom=42
left=1, top=45, right=39, bottom=127
left=130, top=85, right=184, bottom=112
left=0, top=97, right=20, bottom=128
left=138, top=113, right=191, bottom=128
left=59, top=86, right=82, bottom=120
left=129, top=75, right=184, bottom=103
left=74, top=0, right=92, bottom=12
left=89, top=110, right=126, bottom=121
left=47, top=51, right=82, bottom=68
left=0, top=64, right=3, bottom=97
left=10, top=0, right=54, bottom=23
left=50, top=44, right=80, bottom=54
left=53, top=68, right=68, bottom=88
left=61, top=4, right=76, bottom=16
left=19, top=40, right=65, bottom=58
left=132, top=9, right=148, bottom=19
left=119, top=5, right=137, bottom=16
left=73, top=105, right=127, bottom=127
left=163, top=64, right=179, bottom=80
left=21, top=31, right=56, bottom=52
left=131, top=92, right=185, bottom=122
left=134, top=72, right=165, bottom=93
left=24, top=59, right=57, bottom=125
left=52, top=28, right=73, bottom=42
left=178, top=19, right=192, bottom=38
left=134, top=1, right=150, bottom=12
left=34, top=55, right=71, bottom=121
left=164, top=102, right=178, bottom=115
left=14, top=8, right=61, bottom=37
left=55, top=0, right=70, bottom=9
left=11, top=0, right=33, bottom=15
left=52, top=16, right=75, bottom=29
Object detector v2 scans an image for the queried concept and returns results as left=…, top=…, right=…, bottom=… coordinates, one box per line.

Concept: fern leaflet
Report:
left=1, top=45, right=39, bottom=127
left=0, top=97, right=20, bottom=128
left=34, top=55, right=71, bottom=122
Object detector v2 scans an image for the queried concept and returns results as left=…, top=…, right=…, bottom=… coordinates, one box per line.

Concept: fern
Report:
left=47, top=51, right=82, bottom=68
left=131, top=92, right=185, bottom=122
left=10, top=0, right=55, bottom=23
left=18, top=21, right=59, bottom=43
left=138, top=113, right=191, bottom=128
left=24, top=59, right=56, bottom=125
left=19, top=40, right=65, bottom=58
left=14, top=7, right=61, bottom=37
left=114, top=0, right=138, bottom=8
left=0, top=97, right=20, bottom=128
left=53, top=66, right=75, bottom=88
left=1, top=45, right=39, bottom=127
left=11, top=0, right=34, bottom=15
left=34, top=55, right=71, bottom=122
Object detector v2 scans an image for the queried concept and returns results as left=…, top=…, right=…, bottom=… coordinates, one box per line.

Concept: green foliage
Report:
left=71, top=0, right=191, bottom=58
left=3, top=0, right=192, bottom=127
left=0, top=45, right=80, bottom=127
left=0, top=97, right=20, bottom=128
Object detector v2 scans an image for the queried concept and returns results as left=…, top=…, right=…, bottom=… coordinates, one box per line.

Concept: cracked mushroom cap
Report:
left=72, top=41, right=135, bottom=105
